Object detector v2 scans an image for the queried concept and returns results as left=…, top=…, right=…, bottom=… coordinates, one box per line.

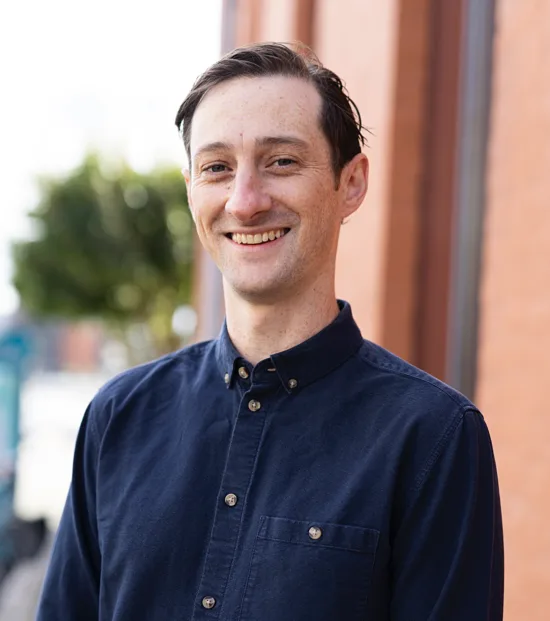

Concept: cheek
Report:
left=305, top=197, right=342, bottom=249
left=190, top=186, right=222, bottom=226
left=296, top=183, right=339, bottom=225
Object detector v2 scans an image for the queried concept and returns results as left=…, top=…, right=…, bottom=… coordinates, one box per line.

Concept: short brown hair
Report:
left=174, top=42, right=367, bottom=177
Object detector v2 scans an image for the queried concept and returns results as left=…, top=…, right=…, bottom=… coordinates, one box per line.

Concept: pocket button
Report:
left=308, top=526, right=322, bottom=540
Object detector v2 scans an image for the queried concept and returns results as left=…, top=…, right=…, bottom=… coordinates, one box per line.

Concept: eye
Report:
left=204, top=163, right=228, bottom=174
left=272, top=158, right=296, bottom=167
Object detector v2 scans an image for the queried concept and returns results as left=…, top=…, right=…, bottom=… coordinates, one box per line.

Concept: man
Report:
left=37, top=43, right=503, bottom=620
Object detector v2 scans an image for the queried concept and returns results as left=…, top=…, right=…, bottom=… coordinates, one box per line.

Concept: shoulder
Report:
left=354, top=341, right=493, bottom=502
left=87, top=339, right=216, bottom=436
left=356, top=338, right=476, bottom=413
left=353, top=339, right=486, bottom=469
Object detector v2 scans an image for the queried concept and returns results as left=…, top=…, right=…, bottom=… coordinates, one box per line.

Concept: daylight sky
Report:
left=0, top=0, right=222, bottom=316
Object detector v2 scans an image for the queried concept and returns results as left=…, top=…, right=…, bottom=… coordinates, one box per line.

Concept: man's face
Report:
left=185, top=75, right=366, bottom=303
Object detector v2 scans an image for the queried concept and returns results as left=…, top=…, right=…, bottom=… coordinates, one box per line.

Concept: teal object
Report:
left=0, top=360, right=19, bottom=461
left=0, top=328, right=32, bottom=569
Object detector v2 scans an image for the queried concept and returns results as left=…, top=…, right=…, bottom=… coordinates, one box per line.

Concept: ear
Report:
left=183, top=168, right=196, bottom=223
left=340, top=153, right=369, bottom=220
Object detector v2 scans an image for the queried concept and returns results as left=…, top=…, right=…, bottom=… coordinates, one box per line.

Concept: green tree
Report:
left=12, top=153, right=194, bottom=360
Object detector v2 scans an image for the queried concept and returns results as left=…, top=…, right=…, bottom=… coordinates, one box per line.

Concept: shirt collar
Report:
left=215, top=300, right=363, bottom=393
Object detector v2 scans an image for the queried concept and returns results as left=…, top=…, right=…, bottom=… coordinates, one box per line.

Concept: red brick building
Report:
left=191, top=2, right=550, bottom=617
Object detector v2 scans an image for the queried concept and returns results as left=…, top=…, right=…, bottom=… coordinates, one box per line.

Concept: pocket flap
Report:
left=258, top=516, right=379, bottom=554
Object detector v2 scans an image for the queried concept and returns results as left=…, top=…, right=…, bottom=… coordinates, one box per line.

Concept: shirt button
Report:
left=202, top=596, right=216, bottom=609
left=288, top=378, right=298, bottom=389
left=308, top=526, right=322, bottom=540
left=238, top=366, right=249, bottom=379
left=224, top=493, right=238, bottom=507
left=224, top=373, right=230, bottom=385
left=248, top=399, right=261, bottom=412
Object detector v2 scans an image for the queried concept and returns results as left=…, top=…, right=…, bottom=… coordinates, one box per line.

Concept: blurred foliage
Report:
left=12, top=153, right=193, bottom=359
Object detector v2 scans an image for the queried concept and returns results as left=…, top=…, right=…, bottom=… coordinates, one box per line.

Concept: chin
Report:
left=229, top=277, right=291, bottom=304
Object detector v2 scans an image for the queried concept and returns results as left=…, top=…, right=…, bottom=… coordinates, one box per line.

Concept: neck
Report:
left=224, top=282, right=340, bottom=366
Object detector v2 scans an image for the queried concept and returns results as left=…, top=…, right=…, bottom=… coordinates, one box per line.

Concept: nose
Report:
left=225, top=167, right=271, bottom=222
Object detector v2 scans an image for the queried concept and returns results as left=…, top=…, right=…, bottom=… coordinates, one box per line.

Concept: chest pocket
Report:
left=238, top=516, right=379, bottom=621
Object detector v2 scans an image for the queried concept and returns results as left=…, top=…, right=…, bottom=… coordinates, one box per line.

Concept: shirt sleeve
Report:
left=390, top=408, right=504, bottom=620
left=36, top=403, right=101, bottom=621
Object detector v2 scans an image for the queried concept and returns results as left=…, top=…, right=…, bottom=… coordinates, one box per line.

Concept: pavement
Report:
left=0, top=536, right=51, bottom=621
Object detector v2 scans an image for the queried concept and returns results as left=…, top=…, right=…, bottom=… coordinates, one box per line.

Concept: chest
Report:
left=95, top=388, right=403, bottom=620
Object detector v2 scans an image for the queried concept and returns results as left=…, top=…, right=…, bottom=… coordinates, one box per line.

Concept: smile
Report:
left=228, top=228, right=290, bottom=245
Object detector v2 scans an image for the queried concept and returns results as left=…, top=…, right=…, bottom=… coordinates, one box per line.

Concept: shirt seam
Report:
left=356, top=345, right=470, bottom=410
left=412, top=407, right=465, bottom=495
left=88, top=402, right=102, bottom=448
left=256, top=536, right=374, bottom=555
left=407, top=407, right=480, bottom=513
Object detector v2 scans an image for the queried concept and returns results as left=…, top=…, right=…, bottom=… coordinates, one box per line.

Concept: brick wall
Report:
left=477, top=1, right=550, bottom=617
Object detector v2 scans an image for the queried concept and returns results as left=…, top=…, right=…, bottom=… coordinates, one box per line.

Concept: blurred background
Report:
left=0, top=0, right=548, bottom=619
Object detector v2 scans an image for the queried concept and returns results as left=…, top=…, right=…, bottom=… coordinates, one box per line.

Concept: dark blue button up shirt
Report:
left=37, top=301, right=503, bottom=620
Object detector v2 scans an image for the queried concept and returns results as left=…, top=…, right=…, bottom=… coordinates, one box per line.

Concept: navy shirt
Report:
left=37, top=302, right=503, bottom=620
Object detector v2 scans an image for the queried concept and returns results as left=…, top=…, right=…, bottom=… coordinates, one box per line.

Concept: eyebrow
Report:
left=193, top=141, right=232, bottom=162
left=255, top=135, right=310, bottom=150
left=192, top=135, right=310, bottom=163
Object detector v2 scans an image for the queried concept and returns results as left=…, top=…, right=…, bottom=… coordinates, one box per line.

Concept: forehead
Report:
left=189, top=75, right=324, bottom=155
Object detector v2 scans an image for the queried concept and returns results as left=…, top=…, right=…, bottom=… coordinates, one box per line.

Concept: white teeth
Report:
left=231, top=229, right=287, bottom=244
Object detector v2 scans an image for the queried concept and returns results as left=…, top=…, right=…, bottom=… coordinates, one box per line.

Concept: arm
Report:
left=390, top=409, right=504, bottom=620
left=36, top=404, right=101, bottom=620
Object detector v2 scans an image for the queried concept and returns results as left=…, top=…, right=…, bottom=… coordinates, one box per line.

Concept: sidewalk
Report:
left=0, top=537, right=51, bottom=621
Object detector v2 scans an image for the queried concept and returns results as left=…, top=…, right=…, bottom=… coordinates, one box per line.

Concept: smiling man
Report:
left=37, top=43, right=504, bottom=621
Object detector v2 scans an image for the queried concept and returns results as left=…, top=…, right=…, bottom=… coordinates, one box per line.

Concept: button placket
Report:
left=191, top=385, right=268, bottom=620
